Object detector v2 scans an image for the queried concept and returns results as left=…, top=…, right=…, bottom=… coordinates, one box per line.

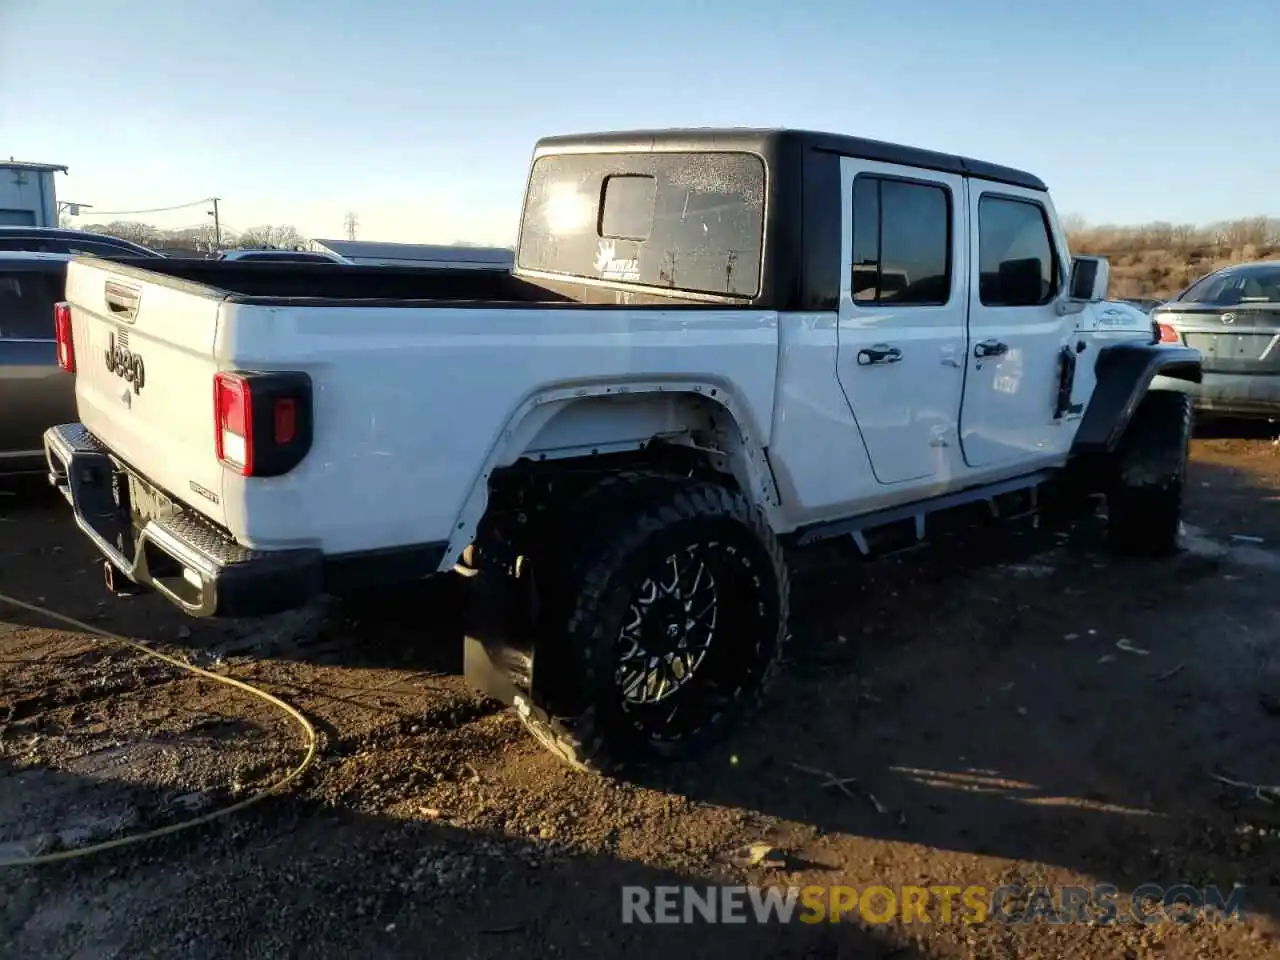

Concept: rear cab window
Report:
left=516, top=152, right=765, bottom=298
left=0, top=271, right=57, bottom=340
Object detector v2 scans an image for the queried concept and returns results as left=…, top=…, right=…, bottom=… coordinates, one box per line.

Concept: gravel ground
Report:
left=2, top=426, right=1279, bottom=959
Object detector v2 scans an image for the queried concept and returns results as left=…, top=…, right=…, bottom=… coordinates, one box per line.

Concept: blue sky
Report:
left=2, top=0, right=1275, bottom=246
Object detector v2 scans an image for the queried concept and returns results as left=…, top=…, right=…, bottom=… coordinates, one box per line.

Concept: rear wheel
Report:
left=1106, top=389, right=1193, bottom=556
left=517, top=475, right=789, bottom=775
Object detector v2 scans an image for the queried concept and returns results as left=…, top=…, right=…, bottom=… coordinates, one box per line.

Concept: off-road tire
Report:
left=517, top=473, right=790, bottom=776
left=1106, top=389, right=1193, bottom=557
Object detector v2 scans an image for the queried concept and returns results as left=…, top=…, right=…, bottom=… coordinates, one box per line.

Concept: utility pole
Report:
left=209, top=197, right=222, bottom=251
left=344, top=211, right=358, bottom=242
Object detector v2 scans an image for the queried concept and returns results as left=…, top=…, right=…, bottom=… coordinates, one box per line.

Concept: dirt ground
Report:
left=2, top=426, right=1279, bottom=960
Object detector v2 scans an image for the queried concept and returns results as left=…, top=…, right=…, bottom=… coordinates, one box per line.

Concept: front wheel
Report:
left=1106, top=389, right=1193, bottom=557
left=522, top=476, right=790, bottom=775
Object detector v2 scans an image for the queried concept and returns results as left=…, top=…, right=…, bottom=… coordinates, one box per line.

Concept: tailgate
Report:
left=66, top=258, right=229, bottom=526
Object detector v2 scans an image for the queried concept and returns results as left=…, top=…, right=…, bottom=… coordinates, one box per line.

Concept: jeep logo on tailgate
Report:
left=105, top=332, right=145, bottom=393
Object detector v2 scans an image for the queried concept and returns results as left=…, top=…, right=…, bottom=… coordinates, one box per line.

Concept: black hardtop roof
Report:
left=533, top=127, right=1047, bottom=192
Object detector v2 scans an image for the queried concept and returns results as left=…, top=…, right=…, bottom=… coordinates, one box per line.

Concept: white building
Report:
left=312, top=239, right=513, bottom=270
left=0, top=160, right=68, bottom=227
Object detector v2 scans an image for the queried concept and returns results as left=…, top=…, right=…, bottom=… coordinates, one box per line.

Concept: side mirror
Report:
left=1068, top=256, right=1110, bottom=301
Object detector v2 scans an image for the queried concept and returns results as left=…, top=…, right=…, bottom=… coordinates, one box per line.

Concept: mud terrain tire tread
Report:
left=518, top=474, right=789, bottom=777
left=1106, top=389, right=1192, bottom=557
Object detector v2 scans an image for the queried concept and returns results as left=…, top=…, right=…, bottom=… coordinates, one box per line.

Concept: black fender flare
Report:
left=1071, top=343, right=1202, bottom=455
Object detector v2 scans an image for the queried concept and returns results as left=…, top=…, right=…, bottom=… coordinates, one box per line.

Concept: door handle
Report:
left=857, top=344, right=903, bottom=366
left=974, top=340, right=1008, bottom=359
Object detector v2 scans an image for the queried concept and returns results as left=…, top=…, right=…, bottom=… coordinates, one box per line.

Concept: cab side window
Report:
left=977, top=196, right=1060, bottom=306
left=851, top=175, right=952, bottom=306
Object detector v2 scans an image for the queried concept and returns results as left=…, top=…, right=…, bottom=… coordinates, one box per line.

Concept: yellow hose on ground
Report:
left=0, top=591, right=318, bottom=868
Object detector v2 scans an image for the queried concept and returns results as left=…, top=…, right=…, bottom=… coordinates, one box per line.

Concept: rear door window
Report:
left=850, top=175, right=952, bottom=305
left=0, top=271, right=56, bottom=340
left=517, top=151, right=765, bottom=298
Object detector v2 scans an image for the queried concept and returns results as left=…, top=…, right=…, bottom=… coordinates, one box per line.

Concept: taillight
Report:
left=53, top=302, right=75, bottom=372
left=1157, top=322, right=1180, bottom=344
left=214, top=371, right=312, bottom=477
left=214, top=373, right=252, bottom=473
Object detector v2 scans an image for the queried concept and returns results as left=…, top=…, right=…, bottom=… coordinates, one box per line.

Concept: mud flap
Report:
left=459, top=559, right=598, bottom=772
left=460, top=564, right=557, bottom=730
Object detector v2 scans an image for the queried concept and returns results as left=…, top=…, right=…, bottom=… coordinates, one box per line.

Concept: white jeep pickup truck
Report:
left=43, top=128, right=1202, bottom=773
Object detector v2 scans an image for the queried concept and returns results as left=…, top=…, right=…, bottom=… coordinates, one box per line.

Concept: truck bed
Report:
left=60, top=251, right=780, bottom=568
left=81, top=256, right=569, bottom=305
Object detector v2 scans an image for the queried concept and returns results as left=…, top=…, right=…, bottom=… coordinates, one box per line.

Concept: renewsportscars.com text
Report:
left=621, top=884, right=1248, bottom=925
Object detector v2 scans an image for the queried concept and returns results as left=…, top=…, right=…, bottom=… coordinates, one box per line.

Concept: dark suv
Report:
left=1, top=233, right=163, bottom=476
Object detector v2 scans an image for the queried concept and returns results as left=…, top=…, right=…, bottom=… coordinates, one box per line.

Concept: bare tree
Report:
left=72, top=220, right=237, bottom=255
left=1067, top=216, right=1280, bottom=300
left=1059, top=213, right=1088, bottom=235
left=160, top=225, right=223, bottom=253
left=79, top=221, right=166, bottom=247
left=237, top=224, right=307, bottom=250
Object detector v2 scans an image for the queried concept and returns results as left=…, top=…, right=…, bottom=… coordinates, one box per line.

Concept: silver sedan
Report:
left=1151, top=260, right=1280, bottom=418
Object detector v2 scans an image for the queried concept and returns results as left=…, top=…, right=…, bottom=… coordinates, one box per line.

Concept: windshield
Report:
left=1177, top=264, right=1280, bottom=305
left=517, top=151, right=765, bottom=298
